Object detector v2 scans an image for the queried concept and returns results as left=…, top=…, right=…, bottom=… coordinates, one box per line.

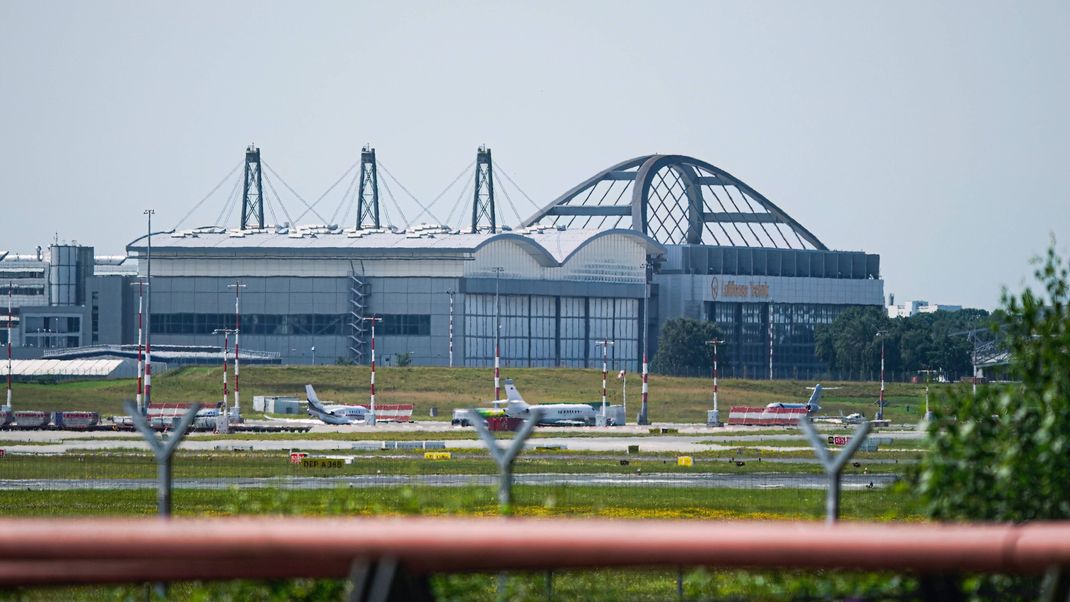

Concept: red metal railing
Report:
left=1, top=518, right=1069, bottom=586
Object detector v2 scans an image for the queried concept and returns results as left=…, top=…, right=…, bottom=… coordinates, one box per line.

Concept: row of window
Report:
left=151, top=313, right=347, bottom=336
left=380, top=314, right=431, bottom=336
left=0, top=287, right=44, bottom=296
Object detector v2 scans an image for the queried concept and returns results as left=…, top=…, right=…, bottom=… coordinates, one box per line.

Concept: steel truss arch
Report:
left=523, top=154, right=828, bottom=250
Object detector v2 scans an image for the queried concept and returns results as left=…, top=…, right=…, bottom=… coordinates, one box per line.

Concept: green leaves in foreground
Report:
left=917, top=240, right=1070, bottom=522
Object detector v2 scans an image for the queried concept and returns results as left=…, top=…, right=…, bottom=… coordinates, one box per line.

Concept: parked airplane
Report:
left=499, top=379, right=599, bottom=426
left=305, top=385, right=370, bottom=425
left=765, top=384, right=825, bottom=414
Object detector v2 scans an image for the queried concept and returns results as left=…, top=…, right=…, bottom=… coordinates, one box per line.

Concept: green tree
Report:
left=918, top=242, right=1070, bottom=522
left=650, top=318, right=722, bottom=376
left=913, top=241, right=1070, bottom=599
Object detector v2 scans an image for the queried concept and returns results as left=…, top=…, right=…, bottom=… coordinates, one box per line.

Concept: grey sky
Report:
left=1, top=1, right=1067, bottom=309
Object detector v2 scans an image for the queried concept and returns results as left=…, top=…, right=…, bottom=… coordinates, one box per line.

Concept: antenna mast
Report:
left=356, top=145, right=381, bottom=229
left=240, top=144, right=265, bottom=229
left=470, top=145, right=496, bottom=233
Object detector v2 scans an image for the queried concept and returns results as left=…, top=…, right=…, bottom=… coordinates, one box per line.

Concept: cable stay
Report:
left=260, top=170, right=296, bottom=227
left=376, top=160, right=442, bottom=227
left=493, top=159, right=543, bottom=213
left=328, top=166, right=362, bottom=227
left=292, top=159, right=360, bottom=224
left=173, top=161, right=243, bottom=230
left=377, top=173, right=409, bottom=229
left=262, top=162, right=328, bottom=225
left=211, top=173, right=245, bottom=229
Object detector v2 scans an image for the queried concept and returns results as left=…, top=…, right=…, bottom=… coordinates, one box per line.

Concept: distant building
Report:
left=0, top=244, right=138, bottom=352
left=887, top=299, right=962, bottom=318
left=126, top=153, right=884, bottom=378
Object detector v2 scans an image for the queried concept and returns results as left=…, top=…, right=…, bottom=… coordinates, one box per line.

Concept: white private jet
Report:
left=305, top=385, right=370, bottom=425
left=765, top=384, right=825, bottom=414
left=498, top=379, right=599, bottom=426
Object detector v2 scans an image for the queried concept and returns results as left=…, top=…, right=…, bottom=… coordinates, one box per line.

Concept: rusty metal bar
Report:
left=0, top=518, right=1069, bottom=586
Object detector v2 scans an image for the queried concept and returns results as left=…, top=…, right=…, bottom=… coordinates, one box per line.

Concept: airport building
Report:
left=125, top=149, right=884, bottom=377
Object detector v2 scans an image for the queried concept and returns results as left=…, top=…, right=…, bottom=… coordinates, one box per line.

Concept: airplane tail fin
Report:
left=504, top=379, right=524, bottom=402
left=305, top=385, right=327, bottom=412
left=806, top=384, right=823, bottom=412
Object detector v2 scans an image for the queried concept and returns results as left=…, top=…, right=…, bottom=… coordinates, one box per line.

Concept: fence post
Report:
left=125, top=400, right=200, bottom=517
left=465, top=408, right=544, bottom=514
left=799, top=417, right=872, bottom=524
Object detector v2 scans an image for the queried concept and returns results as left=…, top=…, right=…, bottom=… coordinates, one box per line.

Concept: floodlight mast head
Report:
left=471, top=145, right=496, bottom=233
left=240, top=144, right=265, bottom=230
left=356, top=144, right=380, bottom=230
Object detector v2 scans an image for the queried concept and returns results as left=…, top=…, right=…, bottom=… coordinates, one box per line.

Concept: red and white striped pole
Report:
left=222, top=330, right=229, bottom=412
left=705, top=339, right=724, bottom=426
left=768, top=319, right=774, bottom=381
left=596, top=340, right=613, bottom=419
left=879, top=338, right=886, bottom=421
left=641, top=352, right=648, bottom=419
left=494, top=342, right=500, bottom=400
left=5, top=282, right=12, bottom=411
left=135, top=281, right=144, bottom=414
left=447, top=290, right=454, bottom=368
left=229, top=281, right=245, bottom=420
left=370, top=318, right=378, bottom=414
left=142, top=209, right=154, bottom=415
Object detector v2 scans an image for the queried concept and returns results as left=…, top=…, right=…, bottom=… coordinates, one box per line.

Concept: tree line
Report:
left=814, top=306, right=995, bottom=381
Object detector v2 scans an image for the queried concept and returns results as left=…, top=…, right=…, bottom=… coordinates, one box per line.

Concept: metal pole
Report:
left=446, top=290, right=454, bottom=368
left=358, top=315, right=383, bottom=423
left=143, top=209, right=154, bottom=415
left=705, top=339, right=724, bottom=426
left=593, top=340, right=613, bottom=421
left=879, top=337, right=886, bottom=421
left=972, top=346, right=977, bottom=396
left=768, top=316, right=773, bottom=381
left=5, top=282, right=12, bottom=411
left=135, top=281, right=144, bottom=414
left=465, top=407, right=543, bottom=514
left=799, top=417, right=872, bottom=524
left=493, top=267, right=503, bottom=400
left=228, top=282, right=245, bottom=420
left=125, top=400, right=200, bottom=518
left=639, top=262, right=650, bottom=425
left=370, top=319, right=376, bottom=414
left=223, top=330, right=229, bottom=412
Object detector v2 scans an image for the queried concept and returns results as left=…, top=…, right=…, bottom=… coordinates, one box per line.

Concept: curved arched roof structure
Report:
left=523, top=155, right=828, bottom=251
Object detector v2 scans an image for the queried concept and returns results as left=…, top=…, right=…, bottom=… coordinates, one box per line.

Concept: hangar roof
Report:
left=127, top=224, right=666, bottom=267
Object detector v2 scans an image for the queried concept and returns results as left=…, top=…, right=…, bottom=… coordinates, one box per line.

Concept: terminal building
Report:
left=125, top=148, right=883, bottom=378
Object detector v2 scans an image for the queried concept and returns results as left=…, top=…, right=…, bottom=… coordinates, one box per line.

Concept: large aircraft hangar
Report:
left=128, top=148, right=883, bottom=377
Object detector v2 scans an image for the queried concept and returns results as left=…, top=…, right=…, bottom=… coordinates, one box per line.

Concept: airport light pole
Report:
left=228, top=281, right=246, bottom=421
left=446, top=290, right=455, bottom=367
left=143, top=209, right=154, bottom=414
left=5, top=281, right=12, bottom=413
left=594, top=340, right=615, bottom=421
left=311, top=345, right=316, bottom=366
left=876, top=331, right=886, bottom=421
left=212, top=328, right=236, bottom=434
left=617, top=369, right=627, bottom=420
left=129, top=280, right=147, bottom=415
left=768, top=317, right=774, bottom=381
left=706, top=339, right=725, bottom=427
left=639, top=261, right=651, bottom=425
left=359, top=316, right=383, bottom=423
left=492, top=267, right=504, bottom=400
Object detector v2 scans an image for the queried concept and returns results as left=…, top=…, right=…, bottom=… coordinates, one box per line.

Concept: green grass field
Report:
left=7, top=365, right=957, bottom=424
